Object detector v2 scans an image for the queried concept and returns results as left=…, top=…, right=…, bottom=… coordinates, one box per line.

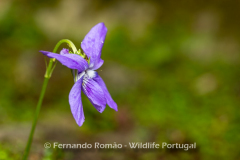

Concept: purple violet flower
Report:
left=40, top=23, right=117, bottom=126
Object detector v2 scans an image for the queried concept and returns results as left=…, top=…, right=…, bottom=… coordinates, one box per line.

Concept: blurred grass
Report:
left=0, top=0, right=240, bottom=160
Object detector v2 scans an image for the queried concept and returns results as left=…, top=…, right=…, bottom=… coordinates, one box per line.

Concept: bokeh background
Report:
left=0, top=0, right=240, bottom=159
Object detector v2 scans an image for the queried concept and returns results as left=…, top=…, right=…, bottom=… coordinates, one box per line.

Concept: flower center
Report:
left=85, top=69, right=96, bottom=79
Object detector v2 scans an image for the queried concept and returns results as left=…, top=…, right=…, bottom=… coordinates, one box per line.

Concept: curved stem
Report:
left=22, top=39, right=76, bottom=160
left=45, top=39, right=77, bottom=78
left=53, top=39, right=77, bottom=53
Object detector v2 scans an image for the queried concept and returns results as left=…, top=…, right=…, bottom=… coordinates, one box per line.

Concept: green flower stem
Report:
left=22, top=39, right=77, bottom=160
left=22, top=77, right=49, bottom=160
left=45, top=39, right=77, bottom=78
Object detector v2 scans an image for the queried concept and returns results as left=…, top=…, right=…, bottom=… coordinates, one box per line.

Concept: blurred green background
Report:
left=0, top=0, right=240, bottom=159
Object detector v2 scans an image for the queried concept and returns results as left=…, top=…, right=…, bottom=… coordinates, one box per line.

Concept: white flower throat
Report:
left=74, top=69, right=96, bottom=82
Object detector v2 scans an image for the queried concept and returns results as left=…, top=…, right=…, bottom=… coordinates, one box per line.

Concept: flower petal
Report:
left=40, top=51, right=88, bottom=72
left=91, top=59, right=104, bottom=71
left=93, top=75, right=118, bottom=111
left=82, top=75, right=106, bottom=113
left=69, top=77, right=85, bottom=126
left=81, top=22, right=107, bottom=70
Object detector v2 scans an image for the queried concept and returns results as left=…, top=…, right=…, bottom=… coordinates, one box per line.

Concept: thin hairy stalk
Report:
left=22, top=39, right=77, bottom=160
